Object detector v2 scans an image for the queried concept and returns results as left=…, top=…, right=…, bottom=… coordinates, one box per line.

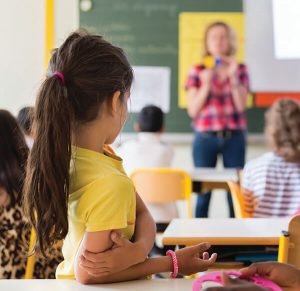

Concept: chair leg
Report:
left=278, top=232, right=290, bottom=264
left=25, top=228, right=36, bottom=279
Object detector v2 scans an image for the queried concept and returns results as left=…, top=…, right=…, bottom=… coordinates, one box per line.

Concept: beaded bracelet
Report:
left=166, top=250, right=178, bottom=278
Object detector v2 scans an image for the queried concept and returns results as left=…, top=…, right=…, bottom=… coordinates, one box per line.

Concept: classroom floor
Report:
left=172, top=143, right=268, bottom=218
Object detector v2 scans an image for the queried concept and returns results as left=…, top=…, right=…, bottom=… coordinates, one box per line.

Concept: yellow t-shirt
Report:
left=56, top=146, right=136, bottom=279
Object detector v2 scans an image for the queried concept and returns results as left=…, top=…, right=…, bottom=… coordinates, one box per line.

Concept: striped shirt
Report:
left=243, top=152, right=300, bottom=218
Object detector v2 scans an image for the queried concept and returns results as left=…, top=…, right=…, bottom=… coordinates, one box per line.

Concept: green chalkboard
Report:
left=80, top=0, right=264, bottom=133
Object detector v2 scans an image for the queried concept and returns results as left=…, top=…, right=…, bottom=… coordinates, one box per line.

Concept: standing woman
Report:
left=186, top=22, right=250, bottom=217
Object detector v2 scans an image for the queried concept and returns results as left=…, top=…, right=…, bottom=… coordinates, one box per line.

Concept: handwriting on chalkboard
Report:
left=133, top=3, right=178, bottom=18
left=137, top=45, right=177, bottom=56
left=112, top=2, right=178, bottom=18
left=99, top=23, right=131, bottom=33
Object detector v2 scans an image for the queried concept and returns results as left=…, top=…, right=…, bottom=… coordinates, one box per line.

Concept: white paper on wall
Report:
left=273, top=0, right=300, bottom=59
left=129, top=66, right=171, bottom=113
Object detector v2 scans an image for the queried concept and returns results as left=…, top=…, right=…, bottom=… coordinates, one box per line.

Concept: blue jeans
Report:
left=193, top=131, right=246, bottom=218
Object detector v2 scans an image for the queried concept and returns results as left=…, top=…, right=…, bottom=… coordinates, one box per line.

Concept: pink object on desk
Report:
left=192, top=271, right=282, bottom=291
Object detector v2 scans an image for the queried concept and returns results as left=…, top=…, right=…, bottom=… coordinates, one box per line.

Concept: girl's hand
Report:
left=79, top=231, right=146, bottom=277
left=175, top=243, right=217, bottom=275
left=240, top=262, right=300, bottom=291
left=199, top=69, right=214, bottom=85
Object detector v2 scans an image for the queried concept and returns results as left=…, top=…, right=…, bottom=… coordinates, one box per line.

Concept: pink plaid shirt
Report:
left=186, top=64, right=250, bottom=132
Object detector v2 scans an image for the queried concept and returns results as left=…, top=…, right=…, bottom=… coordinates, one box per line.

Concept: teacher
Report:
left=186, top=21, right=250, bottom=218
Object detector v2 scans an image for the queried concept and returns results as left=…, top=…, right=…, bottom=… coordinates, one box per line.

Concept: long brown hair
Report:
left=265, top=98, right=300, bottom=163
left=0, top=110, right=28, bottom=206
left=23, top=29, right=133, bottom=255
left=203, top=21, right=237, bottom=57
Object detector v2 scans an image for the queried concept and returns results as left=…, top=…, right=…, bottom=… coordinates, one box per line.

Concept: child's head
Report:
left=204, top=22, right=236, bottom=58
left=135, top=105, right=164, bottom=133
left=24, top=30, right=133, bottom=254
left=265, top=98, right=300, bottom=163
left=17, top=106, right=34, bottom=137
left=0, top=110, right=28, bottom=207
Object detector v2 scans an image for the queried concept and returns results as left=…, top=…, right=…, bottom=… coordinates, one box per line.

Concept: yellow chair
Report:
left=130, top=168, right=192, bottom=218
left=278, top=214, right=300, bottom=268
left=227, top=181, right=253, bottom=218
left=24, top=227, right=36, bottom=279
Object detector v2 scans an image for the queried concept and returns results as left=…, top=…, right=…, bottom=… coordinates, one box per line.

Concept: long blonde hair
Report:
left=203, top=21, right=237, bottom=57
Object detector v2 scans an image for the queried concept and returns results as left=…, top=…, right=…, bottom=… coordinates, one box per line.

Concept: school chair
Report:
left=130, top=168, right=192, bottom=218
left=278, top=214, right=300, bottom=268
left=25, top=227, right=36, bottom=279
left=227, top=181, right=253, bottom=218
left=130, top=168, right=194, bottom=277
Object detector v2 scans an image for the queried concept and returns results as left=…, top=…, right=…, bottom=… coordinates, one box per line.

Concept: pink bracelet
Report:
left=166, top=250, right=178, bottom=278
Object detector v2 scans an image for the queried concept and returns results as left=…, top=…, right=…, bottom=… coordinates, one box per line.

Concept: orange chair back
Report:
left=227, top=181, right=252, bottom=218
left=130, top=168, right=192, bottom=218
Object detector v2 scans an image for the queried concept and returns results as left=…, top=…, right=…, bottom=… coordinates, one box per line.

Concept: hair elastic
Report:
left=53, top=72, right=65, bottom=85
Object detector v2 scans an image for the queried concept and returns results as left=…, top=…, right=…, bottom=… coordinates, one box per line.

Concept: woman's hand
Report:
left=222, top=56, right=239, bottom=80
left=175, top=243, right=217, bottom=275
left=79, top=231, right=146, bottom=277
left=204, top=273, right=267, bottom=291
left=240, top=262, right=300, bottom=291
left=199, top=69, right=214, bottom=85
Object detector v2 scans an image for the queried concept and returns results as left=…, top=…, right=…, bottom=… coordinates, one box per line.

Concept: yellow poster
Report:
left=179, top=12, right=245, bottom=108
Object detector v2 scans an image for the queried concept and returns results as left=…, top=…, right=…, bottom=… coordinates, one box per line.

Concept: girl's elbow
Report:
left=76, top=273, right=93, bottom=285
left=75, top=270, right=112, bottom=285
left=75, top=269, right=97, bottom=285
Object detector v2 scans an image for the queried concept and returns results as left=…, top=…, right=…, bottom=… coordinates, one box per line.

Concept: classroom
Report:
left=1, top=0, right=300, bottom=290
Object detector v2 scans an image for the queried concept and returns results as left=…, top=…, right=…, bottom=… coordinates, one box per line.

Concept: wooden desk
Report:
left=0, top=279, right=193, bottom=291
left=190, top=168, right=239, bottom=192
left=162, top=218, right=289, bottom=246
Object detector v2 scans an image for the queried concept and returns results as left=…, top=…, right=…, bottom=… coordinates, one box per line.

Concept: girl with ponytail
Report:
left=24, top=30, right=217, bottom=284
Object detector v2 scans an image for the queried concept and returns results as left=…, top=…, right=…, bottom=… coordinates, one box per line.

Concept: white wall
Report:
left=55, top=0, right=79, bottom=47
left=0, top=0, right=79, bottom=115
left=245, top=0, right=300, bottom=91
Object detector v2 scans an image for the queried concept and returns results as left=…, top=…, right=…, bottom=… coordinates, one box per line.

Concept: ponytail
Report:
left=24, top=76, right=73, bottom=255
left=23, top=29, right=133, bottom=255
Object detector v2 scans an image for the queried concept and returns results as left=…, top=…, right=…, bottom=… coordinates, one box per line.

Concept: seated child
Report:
left=242, top=99, right=300, bottom=217
left=24, top=30, right=217, bottom=284
left=117, top=105, right=178, bottom=225
left=17, top=106, right=34, bottom=149
left=0, top=109, right=63, bottom=278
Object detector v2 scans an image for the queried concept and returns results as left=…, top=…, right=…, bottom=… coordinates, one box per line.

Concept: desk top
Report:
left=0, top=279, right=193, bottom=291
left=162, top=218, right=289, bottom=246
left=190, top=168, right=238, bottom=183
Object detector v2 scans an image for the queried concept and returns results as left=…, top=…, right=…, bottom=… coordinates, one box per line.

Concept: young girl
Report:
left=24, top=30, right=217, bottom=284
left=0, top=110, right=62, bottom=278
left=242, top=99, right=300, bottom=217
